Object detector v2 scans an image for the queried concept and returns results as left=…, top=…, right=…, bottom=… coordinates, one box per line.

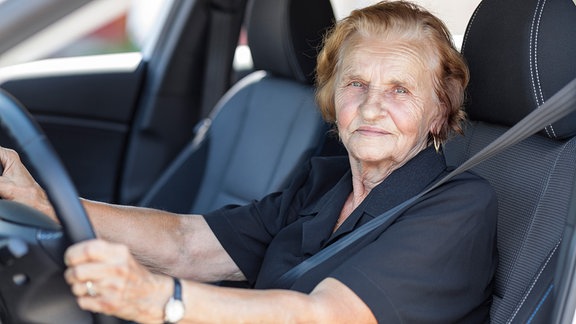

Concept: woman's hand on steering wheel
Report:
left=0, top=146, right=57, bottom=221
left=64, top=239, right=172, bottom=323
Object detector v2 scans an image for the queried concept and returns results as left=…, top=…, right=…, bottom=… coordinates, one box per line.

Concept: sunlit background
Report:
left=0, top=0, right=481, bottom=69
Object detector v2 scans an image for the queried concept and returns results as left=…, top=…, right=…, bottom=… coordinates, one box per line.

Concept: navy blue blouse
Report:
left=204, top=147, right=498, bottom=323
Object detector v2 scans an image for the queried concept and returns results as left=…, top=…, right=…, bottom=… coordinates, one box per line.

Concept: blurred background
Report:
left=0, top=0, right=481, bottom=69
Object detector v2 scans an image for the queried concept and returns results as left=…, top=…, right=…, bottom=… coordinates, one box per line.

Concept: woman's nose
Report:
left=359, top=89, right=388, bottom=120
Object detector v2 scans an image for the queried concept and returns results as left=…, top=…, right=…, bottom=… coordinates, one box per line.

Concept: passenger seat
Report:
left=138, top=0, right=335, bottom=214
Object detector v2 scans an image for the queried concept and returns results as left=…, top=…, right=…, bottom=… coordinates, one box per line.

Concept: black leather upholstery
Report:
left=139, top=0, right=334, bottom=214
left=444, top=0, right=576, bottom=322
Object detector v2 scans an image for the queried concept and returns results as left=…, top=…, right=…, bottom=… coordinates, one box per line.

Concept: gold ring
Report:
left=85, top=280, right=97, bottom=297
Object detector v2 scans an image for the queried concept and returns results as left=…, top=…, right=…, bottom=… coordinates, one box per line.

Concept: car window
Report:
left=0, top=0, right=480, bottom=70
left=0, top=0, right=91, bottom=60
left=0, top=0, right=172, bottom=68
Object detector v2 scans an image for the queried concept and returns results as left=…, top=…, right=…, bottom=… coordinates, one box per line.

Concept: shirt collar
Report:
left=333, top=146, right=448, bottom=240
left=362, top=146, right=447, bottom=217
left=306, top=146, right=447, bottom=217
left=300, top=146, right=448, bottom=253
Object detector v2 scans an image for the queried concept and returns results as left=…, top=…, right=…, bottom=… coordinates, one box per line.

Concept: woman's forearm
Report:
left=64, top=240, right=375, bottom=324
left=175, top=277, right=376, bottom=324
left=80, top=199, right=243, bottom=282
left=81, top=199, right=181, bottom=272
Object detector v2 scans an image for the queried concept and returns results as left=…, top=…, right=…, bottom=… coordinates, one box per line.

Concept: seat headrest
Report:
left=246, top=0, right=334, bottom=84
left=461, top=0, right=576, bottom=140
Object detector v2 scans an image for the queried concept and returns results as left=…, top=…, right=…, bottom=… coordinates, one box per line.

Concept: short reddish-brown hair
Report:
left=315, top=0, right=469, bottom=142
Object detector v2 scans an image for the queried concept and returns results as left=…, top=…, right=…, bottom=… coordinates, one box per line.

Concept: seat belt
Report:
left=199, top=0, right=247, bottom=119
left=274, top=77, right=576, bottom=288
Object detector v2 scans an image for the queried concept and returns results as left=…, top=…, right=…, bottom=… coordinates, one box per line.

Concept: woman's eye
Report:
left=350, top=81, right=363, bottom=88
left=394, top=87, right=408, bottom=94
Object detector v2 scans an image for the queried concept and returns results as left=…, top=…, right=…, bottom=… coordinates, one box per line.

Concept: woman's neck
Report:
left=347, top=143, right=429, bottom=202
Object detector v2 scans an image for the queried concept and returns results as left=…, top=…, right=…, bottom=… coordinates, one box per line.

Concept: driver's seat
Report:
left=444, top=0, right=576, bottom=322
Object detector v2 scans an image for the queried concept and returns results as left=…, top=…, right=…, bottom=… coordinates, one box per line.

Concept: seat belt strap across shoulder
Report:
left=273, top=77, right=576, bottom=288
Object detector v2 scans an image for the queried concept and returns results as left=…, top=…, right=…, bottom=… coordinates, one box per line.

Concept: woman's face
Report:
left=334, top=36, right=443, bottom=169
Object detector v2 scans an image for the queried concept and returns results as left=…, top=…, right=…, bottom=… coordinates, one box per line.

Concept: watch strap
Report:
left=163, top=277, right=185, bottom=323
left=172, top=277, right=182, bottom=301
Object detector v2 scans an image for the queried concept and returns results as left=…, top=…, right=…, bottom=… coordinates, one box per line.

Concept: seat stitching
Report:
left=460, top=0, right=484, bottom=55
left=499, top=168, right=550, bottom=310
left=529, top=0, right=557, bottom=139
left=527, top=283, right=554, bottom=324
left=506, top=240, right=560, bottom=323
left=546, top=124, right=557, bottom=139
left=533, top=0, right=547, bottom=106
left=504, top=139, right=575, bottom=322
left=534, top=0, right=558, bottom=138
left=529, top=0, right=545, bottom=107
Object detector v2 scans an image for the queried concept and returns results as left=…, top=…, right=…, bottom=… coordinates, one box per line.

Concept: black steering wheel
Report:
left=0, top=90, right=95, bottom=242
left=0, top=90, right=117, bottom=323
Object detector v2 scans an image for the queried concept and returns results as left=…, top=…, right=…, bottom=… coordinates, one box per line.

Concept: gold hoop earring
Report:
left=433, top=136, right=441, bottom=152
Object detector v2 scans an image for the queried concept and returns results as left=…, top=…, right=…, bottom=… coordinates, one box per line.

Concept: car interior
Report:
left=444, top=0, right=576, bottom=322
left=137, top=0, right=336, bottom=214
left=0, top=0, right=574, bottom=323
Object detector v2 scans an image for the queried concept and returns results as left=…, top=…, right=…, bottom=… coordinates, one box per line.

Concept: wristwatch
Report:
left=163, top=277, right=185, bottom=323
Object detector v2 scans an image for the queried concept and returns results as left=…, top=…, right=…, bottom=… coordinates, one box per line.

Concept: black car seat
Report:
left=443, top=0, right=576, bottom=322
left=138, top=0, right=335, bottom=214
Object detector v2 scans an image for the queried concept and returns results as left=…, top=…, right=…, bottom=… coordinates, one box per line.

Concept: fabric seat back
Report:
left=444, top=0, right=576, bottom=322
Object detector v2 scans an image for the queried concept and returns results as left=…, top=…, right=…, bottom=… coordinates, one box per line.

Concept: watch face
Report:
left=165, top=298, right=185, bottom=323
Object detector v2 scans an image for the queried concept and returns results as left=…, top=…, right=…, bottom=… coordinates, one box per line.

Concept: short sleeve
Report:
left=204, top=157, right=349, bottom=283
left=329, top=175, right=498, bottom=323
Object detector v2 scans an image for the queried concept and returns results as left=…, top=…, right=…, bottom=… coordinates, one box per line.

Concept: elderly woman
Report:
left=0, top=1, right=497, bottom=323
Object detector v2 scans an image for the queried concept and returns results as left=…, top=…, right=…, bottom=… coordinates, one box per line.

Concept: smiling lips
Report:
left=355, top=125, right=390, bottom=136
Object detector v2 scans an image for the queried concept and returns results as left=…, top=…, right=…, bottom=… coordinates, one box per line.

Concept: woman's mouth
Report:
left=355, top=126, right=390, bottom=136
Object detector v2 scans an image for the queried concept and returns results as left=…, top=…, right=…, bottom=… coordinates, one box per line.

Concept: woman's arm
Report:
left=82, top=200, right=244, bottom=282
left=64, top=239, right=376, bottom=324
left=0, top=147, right=243, bottom=282
left=176, top=277, right=376, bottom=323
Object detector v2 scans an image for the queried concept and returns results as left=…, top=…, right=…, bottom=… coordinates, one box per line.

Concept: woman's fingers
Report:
left=0, top=147, right=27, bottom=199
left=69, top=279, right=96, bottom=297
left=65, top=240, right=135, bottom=299
left=0, top=146, right=21, bottom=170
left=64, top=239, right=171, bottom=322
left=0, top=146, right=57, bottom=219
left=65, top=239, right=130, bottom=267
